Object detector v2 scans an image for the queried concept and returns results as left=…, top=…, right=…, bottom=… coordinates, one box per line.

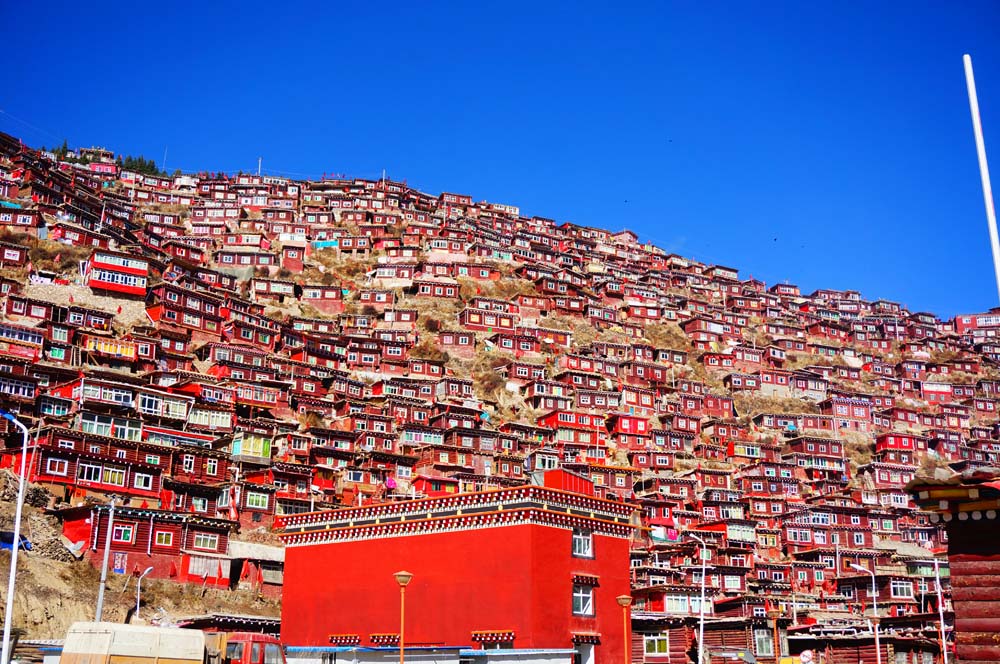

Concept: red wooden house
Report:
left=86, top=249, right=149, bottom=297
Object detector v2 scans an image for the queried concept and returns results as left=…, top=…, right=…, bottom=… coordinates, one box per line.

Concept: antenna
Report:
left=964, top=54, right=1000, bottom=303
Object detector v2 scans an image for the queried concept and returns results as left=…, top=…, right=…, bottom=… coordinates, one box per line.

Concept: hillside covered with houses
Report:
left=0, top=131, right=994, bottom=660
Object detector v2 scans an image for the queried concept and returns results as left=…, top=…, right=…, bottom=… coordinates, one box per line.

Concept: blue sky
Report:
left=2, top=1, right=999, bottom=318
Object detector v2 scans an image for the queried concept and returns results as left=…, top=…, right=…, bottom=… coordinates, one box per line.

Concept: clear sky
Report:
left=2, top=1, right=999, bottom=319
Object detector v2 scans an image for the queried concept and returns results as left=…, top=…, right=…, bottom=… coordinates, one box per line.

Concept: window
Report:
left=754, top=628, right=774, bottom=656
left=263, top=644, right=283, bottom=664
left=854, top=532, right=865, bottom=545
left=192, top=497, right=208, bottom=512
left=206, top=459, right=218, bottom=476
left=572, top=530, right=593, bottom=558
left=193, top=532, right=219, bottom=551
left=133, top=473, right=153, bottom=490
left=182, top=455, right=195, bottom=473
left=572, top=585, right=594, bottom=616
left=891, top=579, right=914, bottom=598
left=154, top=531, right=173, bottom=547
left=112, top=524, right=134, bottom=543
left=102, top=467, right=126, bottom=486
left=77, top=463, right=101, bottom=482
left=246, top=492, right=269, bottom=509
left=644, top=636, right=669, bottom=655
left=46, top=458, right=69, bottom=476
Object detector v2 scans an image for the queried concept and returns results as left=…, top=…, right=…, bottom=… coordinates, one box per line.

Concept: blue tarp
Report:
left=0, top=531, right=32, bottom=551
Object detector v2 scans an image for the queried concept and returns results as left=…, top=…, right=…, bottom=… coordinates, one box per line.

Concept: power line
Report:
left=0, top=109, right=64, bottom=143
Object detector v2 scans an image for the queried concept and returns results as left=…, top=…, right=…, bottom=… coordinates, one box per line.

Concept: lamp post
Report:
left=915, top=559, right=949, bottom=664
left=933, top=559, right=948, bottom=664
left=766, top=604, right=782, bottom=662
left=393, top=571, right=412, bottom=664
left=616, top=595, right=632, bottom=664
left=689, top=534, right=708, bottom=664
left=135, top=566, right=154, bottom=621
left=0, top=411, right=30, bottom=664
left=850, top=564, right=881, bottom=664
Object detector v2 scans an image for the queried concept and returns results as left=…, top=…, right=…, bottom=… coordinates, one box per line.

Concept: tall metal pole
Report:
left=95, top=499, right=117, bottom=622
left=393, top=571, right=412, bottom=664
left=399, top=584, right=405, bottom=664
left=690, top=534, right=707, bottom=664
left=0, top=412, right=30, bottom=664
left=934, top=559, right=948, bottom=664
left=964, top=54, right=1000, bottom=302
left=616, top=595, right=633, bottom=664
left=870, top=569, right=882, bottom=664
left=623, top=604, right=629, bottom=664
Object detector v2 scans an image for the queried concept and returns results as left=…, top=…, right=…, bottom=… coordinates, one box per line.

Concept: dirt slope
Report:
left=0, top=473, right=280, bottom=640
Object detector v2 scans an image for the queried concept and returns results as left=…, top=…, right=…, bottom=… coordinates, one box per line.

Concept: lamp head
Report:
left=616, top=594, right=633, bottom=608
left=394, top=570, right=413, bottom=587
left=849, top=563, right=869, bottom=573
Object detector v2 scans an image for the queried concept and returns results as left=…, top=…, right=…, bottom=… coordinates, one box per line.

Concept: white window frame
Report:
left=572, top=584, right=594, bottom=616
left=572, top=529, right=593, bottom=558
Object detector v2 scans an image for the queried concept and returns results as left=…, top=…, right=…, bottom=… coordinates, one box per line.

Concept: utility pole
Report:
left=162, top=147, right=168, bottom=174
left=258, top=157, right=262, bottom=177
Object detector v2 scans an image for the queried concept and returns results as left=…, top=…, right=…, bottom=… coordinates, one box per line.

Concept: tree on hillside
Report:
left=117, top=154, right=165, bottom=176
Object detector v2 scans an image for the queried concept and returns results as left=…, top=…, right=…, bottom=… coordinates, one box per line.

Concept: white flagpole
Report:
left=964, top=54, right=1000, bottom=303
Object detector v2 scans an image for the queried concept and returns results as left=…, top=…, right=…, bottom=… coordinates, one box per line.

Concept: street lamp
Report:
left=393, top=571, right=413, bottom=664
left=915, top=559, right=949, bottom=664
left=850, top=563, right=881, bottom=664
left=932, top=559, right=948, bottom=664
left=689, top=534, right=708, bottom=664
left=135, top=566, right=154, bottom=621
left=1, top=410, right=30, bottom=664
left=616, top=595, right=632, bottom=664
left=766, top=604, right=782, bottom=662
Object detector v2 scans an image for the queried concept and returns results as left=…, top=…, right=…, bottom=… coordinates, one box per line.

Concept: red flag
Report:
left=217, top=560, right=224, bottom=579
left=240, top=559, right=252, bottom=581
left=54, top=253, right=62, bottom=263
left=132, top=563, right=140, bottom=576
left=256, top=564, right=264, bottom=587
left=68, top=295, right=74, bottom=304
left=169, top=562, right=178, bottom=577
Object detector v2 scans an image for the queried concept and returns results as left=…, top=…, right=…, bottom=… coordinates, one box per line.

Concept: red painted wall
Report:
left=281, top=523, right=630, bottom=662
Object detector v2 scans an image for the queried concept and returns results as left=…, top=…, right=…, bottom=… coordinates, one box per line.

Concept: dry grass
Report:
left=642, top=322, right=692, bottom=351
left=734, top=393, right=821, bottom=420
left=843, top=430, right=874, bottom=468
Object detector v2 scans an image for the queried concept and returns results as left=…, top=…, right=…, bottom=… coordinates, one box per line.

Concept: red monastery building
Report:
left=278, top=471, right=636, bottom=663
